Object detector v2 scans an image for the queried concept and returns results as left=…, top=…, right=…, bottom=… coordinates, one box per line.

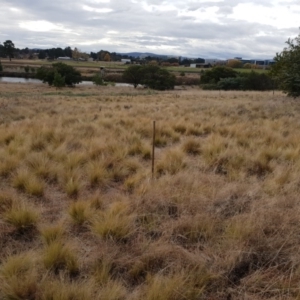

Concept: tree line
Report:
left=0, top=39, right=205, bottom=65
left=35, top=62, right=176, bottom=90
left=199, top=67, right=276, bottom=91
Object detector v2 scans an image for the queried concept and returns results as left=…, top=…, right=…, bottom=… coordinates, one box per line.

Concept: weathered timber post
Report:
left=152, top=121, right=156, bottom=179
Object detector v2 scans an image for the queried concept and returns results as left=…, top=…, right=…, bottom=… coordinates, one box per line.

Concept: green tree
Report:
left=200, top=66, right=238, bottom=84
left=240, top=71, right=274, bottom=91
left=97, top=50, right=111, bottom=61
left=227, top=59, right=243, bottom=68
left=36, top=62, right=81, bottom=86
left=123, top=65, right=175, bottom=90
left=123, top=65, right=143, bottom=88
left=54, top=48, right=65, bottom=58
left=104, top=53, right=111, bottom=61
left=3, top=40, right=15, bottom=61
left=217, top=77, right=245, bottom=90
left=271, top=34, right=300, bottom=97
left=140, top=65, right=176, bottom=90
left=72, top=47, right=89, bottom=61
left=92, top=74, right=106, bottom=86
left=72, top=47, right=81, bottom=61
left=38, top=50, right=46, bottom=59
left=64, top=46, right=72, bottom=57
left=243, top=63, right=252, bottom=69
left=53, top=71, right=65, bottom=88
left=0, top=43, right=4, bottom=58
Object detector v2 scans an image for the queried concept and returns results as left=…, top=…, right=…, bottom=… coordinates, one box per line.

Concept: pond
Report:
left=0, top=77, right=132, bottom=87
left=0, top=77, right=43, bottom=84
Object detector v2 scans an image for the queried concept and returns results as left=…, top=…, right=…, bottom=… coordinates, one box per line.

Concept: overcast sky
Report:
left=0, top=0, right=299, bottom=59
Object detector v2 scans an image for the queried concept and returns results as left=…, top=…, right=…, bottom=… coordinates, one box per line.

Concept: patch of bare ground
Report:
left=2, top=82, right=300, bottom=299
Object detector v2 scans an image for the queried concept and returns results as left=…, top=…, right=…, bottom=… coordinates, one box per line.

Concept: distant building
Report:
left=121, top=59, right=131, bottom=64
left=57, top=57, right=72, bottom=61
left=190, top=63, right=211, bottom=68
left=204, top=59, right=226, bottom=66
left=228, top=57, right=275, bottom=67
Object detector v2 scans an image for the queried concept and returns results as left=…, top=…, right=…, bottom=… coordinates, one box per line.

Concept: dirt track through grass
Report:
left=1, top=83, right=300, bottom=299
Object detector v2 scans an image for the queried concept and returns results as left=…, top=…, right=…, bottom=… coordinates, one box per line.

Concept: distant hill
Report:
left=117, top=52, right=178, bottom=59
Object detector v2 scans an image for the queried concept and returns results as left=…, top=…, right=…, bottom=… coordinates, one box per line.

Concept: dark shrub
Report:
left=217, top=77, right=245, bottom=90
left=240, top=71, right=274, bottom=91
left=140, top=65, right=176, bottom=90
left=200, top=66, right=238, bottom=84
left=123, top=65, right=176, bottom=90
left=36, top=63, right=81, bottom=86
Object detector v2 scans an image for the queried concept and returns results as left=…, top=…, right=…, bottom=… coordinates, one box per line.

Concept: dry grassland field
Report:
left=1, top=82, right=300, bottom=299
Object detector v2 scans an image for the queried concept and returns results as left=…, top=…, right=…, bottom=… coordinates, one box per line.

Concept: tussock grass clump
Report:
left=88, top=193, right=104, bottom=210
left=123, top=173, right=146, bottom=193
left=25, top=152, right=58, bottom=182
left=173, top=123, right=187, bottom=134
left=182, top=138, right=201, bottom=155
left=141, top=147, right=152, bottom=160
left=86, top=162, right=109, bottom=187
left=0, top=155, right=19, bottom=177
left=248, top=157, right=273, bottom=177
left=30, top=136, right=46, bottom=151
left=154, top=135, right=168, bottom=148
left=65, top=176, right=82, bottom=198
left=92, top=201, right=135, bottom=240
left=187, top=125, right=203, bottom=136
left=40, top=224, right=64, bottom=245
left=0, top=130, right=16, bottom=145
left=1, top=253, right=34, bottom=278
left=64, top=152, right=87, bottom=170
left=0, top=253, right=38, bottom=300
left=39, top=279, right=94, bottom=300
left=143, top=272, right=205, bottom=300
left=224, top=214, right=260, bottom=243
left=12, top=168, right=44, bottom=196
left=69, top=201, right=91, bottom=226
left=128, top=140, right=145, bottom=156
left=156, top=149, right=186, bottom=175
left=201, top=134, right=229, bottom=166
left=109, top=165, right=129, bottom=183
left=92, top=258, right=112, bottom=285
left=124, top=157, right=141, bottom=174
left=159, top=126, right=180, bottom=143
left=43, top=241, right=79, bottom=275
left=88, top=141, right=105, bottom=160
left=4, top=206, right=39, bottom=233
left=98, top=280, right=128, bottom=300
left=172, top=214, right=217, bottom=244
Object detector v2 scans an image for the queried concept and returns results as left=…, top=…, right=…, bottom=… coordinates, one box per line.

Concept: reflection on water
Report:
left=0, top=77, right=132, bottom=87
left=0, top=77, right=42, bottom=84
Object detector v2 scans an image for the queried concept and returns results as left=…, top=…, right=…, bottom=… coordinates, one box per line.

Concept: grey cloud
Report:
left=0, top=0, right=298, bottom=58
left=218, top=6, right=234, bottom=14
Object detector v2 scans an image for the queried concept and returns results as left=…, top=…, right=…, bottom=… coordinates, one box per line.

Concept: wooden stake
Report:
left=152, top=121, right=156, bottom=178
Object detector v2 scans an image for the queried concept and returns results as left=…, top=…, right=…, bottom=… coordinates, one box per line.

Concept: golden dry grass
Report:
left=1, top=82, right=300, bottom=299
